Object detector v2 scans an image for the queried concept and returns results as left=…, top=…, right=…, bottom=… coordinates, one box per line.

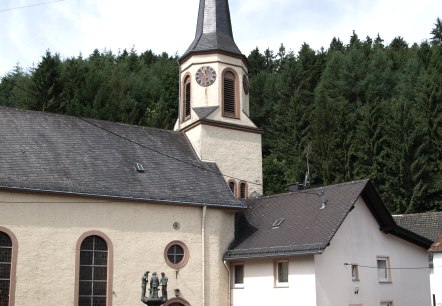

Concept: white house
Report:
left=394, top=212, right=442, bottom=306
left=224, top=180, right=432, bottom=306
left=429, top=235, right=442, bottom=306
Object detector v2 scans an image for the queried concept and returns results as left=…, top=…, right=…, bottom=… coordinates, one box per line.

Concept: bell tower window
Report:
left=182, top=75, right=191, bottom=121
left=222, top=70, right=239, bottom=118
left=239, top=181, right=248, bottom=199
left=228, top=180, right=237, bottom=197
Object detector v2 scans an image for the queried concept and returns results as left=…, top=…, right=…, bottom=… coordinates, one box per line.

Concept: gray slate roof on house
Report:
left=180, top=0, right=244, bottom=62
left=224, top=180, right=431, bottom=259
left=0, top=106, right=243, bottom=208
left=393, top=212, right=442, bottom=242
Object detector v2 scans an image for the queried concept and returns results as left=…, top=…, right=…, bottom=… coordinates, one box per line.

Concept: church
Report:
left=0, top=0, right=433, bottom=306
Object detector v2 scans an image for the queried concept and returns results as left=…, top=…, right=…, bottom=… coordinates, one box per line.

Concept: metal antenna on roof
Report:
left=303, top=144, right=311, bottom=186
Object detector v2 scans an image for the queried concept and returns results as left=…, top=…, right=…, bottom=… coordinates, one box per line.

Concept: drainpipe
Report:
left=202, top=205, right=207, bottom=306
left=223, top=260, right=231, bottom=306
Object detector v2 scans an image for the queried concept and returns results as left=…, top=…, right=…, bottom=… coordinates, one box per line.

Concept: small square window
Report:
left=377, top=257, right=391, bottom=282
left=351, top=264, right=359, bottom=281
left=233, top=264, right=244, bottom=288
left=275, top=260, right=288, bottom=287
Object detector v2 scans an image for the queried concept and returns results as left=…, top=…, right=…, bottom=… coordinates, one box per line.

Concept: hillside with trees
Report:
left=1, top=19, right=441, bottom=213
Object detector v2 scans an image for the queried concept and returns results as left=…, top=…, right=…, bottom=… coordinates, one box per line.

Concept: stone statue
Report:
left=141, top=271, right=168, bottom=306
left=141, top=271, right=150, bottom=301
left=149, top=272, right=160, bottom=299
left=160, top=272, right=168, bottom=299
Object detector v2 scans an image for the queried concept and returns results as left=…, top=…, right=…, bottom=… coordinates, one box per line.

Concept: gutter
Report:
left=223, top=260, right=231, bottom=306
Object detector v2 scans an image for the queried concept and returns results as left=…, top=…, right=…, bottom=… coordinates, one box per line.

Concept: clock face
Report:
left=243, top=74, right=249, bottom=95
left=195, top=66, right=217, bottom=87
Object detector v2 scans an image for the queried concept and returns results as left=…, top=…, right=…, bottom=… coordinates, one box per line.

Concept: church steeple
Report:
left=179, top=0, right=244, bottom=63
left=175, top=0, right=263, bottom=197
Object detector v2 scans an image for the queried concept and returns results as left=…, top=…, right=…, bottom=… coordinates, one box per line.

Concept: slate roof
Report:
left=224, top=180, right=431, bottom=259
left=393, top=211, right=442, bottom=242
left=179, top=0, right=244, bottom=62
left=193, top=106, right=218, bottom=120
left=0, top=106, right=243, bottom=208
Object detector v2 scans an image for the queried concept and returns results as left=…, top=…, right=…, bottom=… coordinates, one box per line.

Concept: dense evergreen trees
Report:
left=0, top=22, right=440, bottom=213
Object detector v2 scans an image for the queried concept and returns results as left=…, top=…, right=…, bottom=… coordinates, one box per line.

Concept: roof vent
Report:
left=272, top=218, right=284, bottom=228
left=134, top=163, right=145, bottom=172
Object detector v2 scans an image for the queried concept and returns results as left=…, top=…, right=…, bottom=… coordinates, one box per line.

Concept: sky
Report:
left=0, top=0, right=441, bottom=76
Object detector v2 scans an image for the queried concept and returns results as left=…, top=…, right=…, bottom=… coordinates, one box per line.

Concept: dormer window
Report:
left=222, top=70, right=239, bottom=118
left=182, top=75, right=191, bottom=121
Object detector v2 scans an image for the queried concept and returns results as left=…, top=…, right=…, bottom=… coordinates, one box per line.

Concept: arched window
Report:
left=0, top=227, right=17, bottom=306
left=75, top=232, right=113, bottom=306
left=164, top=298, right=191, bottom=306
left=228, top=180, right=237, bottom=197
left=182, top=75, right=191, bottom=121
left=239, top=182, right=248, bottom=199
left=222, top=70, right=239, bottom=118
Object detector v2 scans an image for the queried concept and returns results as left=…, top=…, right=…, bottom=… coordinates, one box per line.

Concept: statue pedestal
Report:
left=142, top=297, right=167, bottom=306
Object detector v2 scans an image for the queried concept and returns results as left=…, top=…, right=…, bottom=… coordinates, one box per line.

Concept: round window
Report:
left=164, top=241, right=189, bottom=269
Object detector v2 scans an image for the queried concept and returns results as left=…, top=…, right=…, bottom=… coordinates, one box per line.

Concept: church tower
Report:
left=175, top=0, right=263, bottom=197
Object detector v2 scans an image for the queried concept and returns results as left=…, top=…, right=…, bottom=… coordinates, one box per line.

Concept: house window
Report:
left=0, top=228, right=17, bottom=306
left=75, top=231, right=113, bottom=306
left=222, top=70, right=239, bottom=118
left=182, top=75, right=191, bottom=121
left=239, top=182, right=247, bottom=199
left=351, top=264, right=359, bottom=281
left=164, top=241, right=189, bottom=269
left=228, top=180, right=237, bottom=197
left=377, top=257, right=391, bottom=282
left=275, top=260, right=289, bottom=286
left=233, top=264, right=244, bottom=287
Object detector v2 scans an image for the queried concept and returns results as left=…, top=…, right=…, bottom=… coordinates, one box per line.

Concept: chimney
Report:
left=288, top=183, right=304, bottom=192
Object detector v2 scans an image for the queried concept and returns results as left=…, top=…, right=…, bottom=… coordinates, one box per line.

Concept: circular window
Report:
left=164, top=241, right=189, bottom=269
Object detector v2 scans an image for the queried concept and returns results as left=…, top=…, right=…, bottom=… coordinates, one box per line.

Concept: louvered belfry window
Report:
left=223, top=71, right=236, bottom=117
left=0, top=232, right=12, bottom=306
left=79, top=235, right=108, bottom=306
left=239, top=182, right=247, bottom=199
left=183, top=76, right=191, bottom=120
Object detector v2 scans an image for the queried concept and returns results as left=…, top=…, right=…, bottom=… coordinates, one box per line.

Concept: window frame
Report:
left=239, top=181, right=248, bottom=199
left=164, top=241, right=189, bottom=270
left=232, top=263, right=244, bottom=288
left=377, top=256, right=391, bottom=283
left=74, top=231, right=113, bottom=306
left=228, top=180, right=237, bottom=197
left=351, top=264, right=359, bottom=281
left=0, top=226, right=17, bottom=306
left=222, top=69, right=240, bottom=119
left=380, top=301, right=393, bottom=306
left=274, top=259, right=289, bottom=287
left=182, top=74, right=192, bottom=122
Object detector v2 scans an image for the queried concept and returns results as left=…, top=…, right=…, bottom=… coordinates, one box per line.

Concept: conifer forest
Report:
left=1, top=19, right=441, bottom=214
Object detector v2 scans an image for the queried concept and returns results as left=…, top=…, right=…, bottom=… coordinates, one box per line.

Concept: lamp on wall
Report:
left=174, top=288, right=181, bottom=297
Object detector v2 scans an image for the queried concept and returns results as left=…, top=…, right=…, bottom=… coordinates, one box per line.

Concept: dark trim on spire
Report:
left=179, top=0, right=247, bottom=64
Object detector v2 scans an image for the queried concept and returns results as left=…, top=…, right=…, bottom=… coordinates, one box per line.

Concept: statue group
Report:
left=141, top=271, right=168, bottom=306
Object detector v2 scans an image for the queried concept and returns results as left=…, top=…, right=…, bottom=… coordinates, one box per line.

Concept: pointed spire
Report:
left=180, top=0, right=244, bottom=62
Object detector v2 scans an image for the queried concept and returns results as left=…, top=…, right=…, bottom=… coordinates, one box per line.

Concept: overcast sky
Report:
left=0, top=0, right=441, bottom=76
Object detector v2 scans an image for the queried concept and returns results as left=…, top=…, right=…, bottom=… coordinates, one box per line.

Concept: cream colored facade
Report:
left=0, top=190, right=235, bottom=306
left=175, top=53, right=263, bottom=196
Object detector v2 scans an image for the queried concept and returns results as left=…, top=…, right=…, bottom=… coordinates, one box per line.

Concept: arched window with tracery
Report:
left=75, top=231, right=113, bottom=306
left=0, top=227, right=17, bottom=306
left=222, top=70, right=239, bottom=118
left=182, top=75, right=191, bottom=121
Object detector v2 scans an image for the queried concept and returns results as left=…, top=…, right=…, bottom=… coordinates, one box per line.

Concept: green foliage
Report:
left=1, top=18, right=441, bottom=213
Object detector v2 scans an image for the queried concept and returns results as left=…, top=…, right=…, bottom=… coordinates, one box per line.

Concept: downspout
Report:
left=223, top=260, right=231, bottom=306
left=177, top=59, right=182, bottom=131
left=202, top=205, right=207, bottom=306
